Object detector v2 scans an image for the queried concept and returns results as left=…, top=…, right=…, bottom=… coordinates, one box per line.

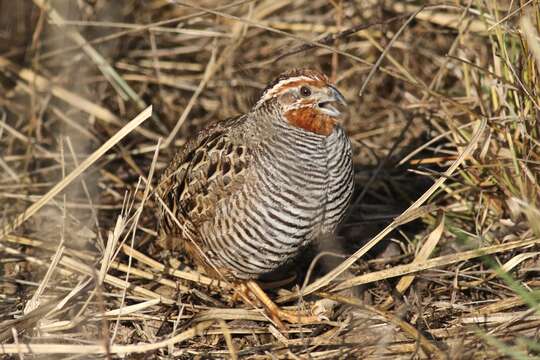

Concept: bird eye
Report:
left=300, top=86, right=312, bottom=97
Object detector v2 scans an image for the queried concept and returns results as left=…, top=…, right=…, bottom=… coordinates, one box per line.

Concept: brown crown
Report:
left=260, top=69, right=329, bottom=100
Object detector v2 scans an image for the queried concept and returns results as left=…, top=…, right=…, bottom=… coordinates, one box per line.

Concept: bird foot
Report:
left=245, top=280, right=321, bottom=330
left=232, top=283, right=261, bottom=306
left=271, top=307, right=321, bottom=325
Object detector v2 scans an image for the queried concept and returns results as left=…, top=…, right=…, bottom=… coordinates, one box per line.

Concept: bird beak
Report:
left=317, top=85, right=347, bottom=117
left=330, top=85, right=347, bottom=106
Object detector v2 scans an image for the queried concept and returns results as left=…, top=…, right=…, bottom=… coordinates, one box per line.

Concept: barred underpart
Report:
left=157, top=70, right=354, bottom=280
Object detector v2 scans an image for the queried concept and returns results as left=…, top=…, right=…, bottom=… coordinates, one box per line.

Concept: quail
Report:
left=157, top=68, right=354, bottom=326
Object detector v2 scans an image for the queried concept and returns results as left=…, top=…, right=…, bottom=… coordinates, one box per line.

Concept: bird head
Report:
left=255, top=69, right=347, bottom=136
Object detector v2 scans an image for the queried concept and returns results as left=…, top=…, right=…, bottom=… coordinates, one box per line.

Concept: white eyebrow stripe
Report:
left=255, top=76, right=314, bottom=107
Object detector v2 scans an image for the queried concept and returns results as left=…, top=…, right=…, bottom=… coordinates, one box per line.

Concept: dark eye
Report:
left=300, top=86, right=311, bottom=97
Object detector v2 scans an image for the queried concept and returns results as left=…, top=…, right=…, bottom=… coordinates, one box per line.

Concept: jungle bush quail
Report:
left=157, top=68, right=354, bottom=326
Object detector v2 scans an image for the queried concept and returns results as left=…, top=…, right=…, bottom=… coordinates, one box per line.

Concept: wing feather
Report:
left=157, top=115, right=251, bottom=238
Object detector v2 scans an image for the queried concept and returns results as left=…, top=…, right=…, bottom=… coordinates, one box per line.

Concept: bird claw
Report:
left=273, top=307, right=322, bottom=325
left=245, top=280, right=325, bottom=330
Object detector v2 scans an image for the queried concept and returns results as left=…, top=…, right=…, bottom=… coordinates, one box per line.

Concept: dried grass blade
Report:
left=396, top=215, right=445, bottom=293
left=0, top=56, right=158, bottom=140
left=23, top=244, right=65, bottom=314
left=520, top=15, right=540, bottom=75
left=293, top=117, right=487, bottom=299
left=317, top=293, right=445, bottom=359
left=32, top=0, right=147, bottom=108
left=121, top=244, right=224, bottom=288
left=0, top=106, right=152, bottom=240
left=103, top=298, right=161, bottom=317
left=164, top=46, right=216, bottom=147
left=333, top=237, right=540, bottom=291
left=0, top=321, right=214, bottom=355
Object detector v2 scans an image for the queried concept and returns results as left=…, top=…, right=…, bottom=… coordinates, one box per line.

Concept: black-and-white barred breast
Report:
left=157, top=69, right=354, bottom=280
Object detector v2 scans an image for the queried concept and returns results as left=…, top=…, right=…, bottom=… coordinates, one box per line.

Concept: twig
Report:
left=279, top=116, right=487, bottom=302
left=0, top=106, right=152, bottom=240
left=33, top=0, right=147, bottom=109
left=0, top=321, right=214, bottom=355
left=358, top=6, right=424, bottom=96
left=273, top=14, right=409, bottom=62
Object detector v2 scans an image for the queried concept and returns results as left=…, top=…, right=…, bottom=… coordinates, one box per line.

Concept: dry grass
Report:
left=1, top=0, right=539, bottom=359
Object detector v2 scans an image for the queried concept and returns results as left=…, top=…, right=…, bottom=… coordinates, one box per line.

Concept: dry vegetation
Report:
left=1, top=0, right=539, bottom=359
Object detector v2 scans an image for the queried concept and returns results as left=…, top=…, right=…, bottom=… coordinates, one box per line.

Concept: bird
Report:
left=156, top=68, right=354, bottom=327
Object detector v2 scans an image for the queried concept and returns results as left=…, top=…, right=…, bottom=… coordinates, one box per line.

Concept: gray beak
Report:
left=329, top=85, right=347, bottom=106
left=317, top=85, right=347, bottom=117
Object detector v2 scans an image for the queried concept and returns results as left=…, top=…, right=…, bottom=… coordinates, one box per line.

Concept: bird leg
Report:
left=232, top=282, right=260, bottom=306
left=245, top=280, right=320, bottom=329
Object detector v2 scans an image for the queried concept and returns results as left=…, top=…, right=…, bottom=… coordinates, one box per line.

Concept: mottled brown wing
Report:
left=157, top=115, right=252, bottom=240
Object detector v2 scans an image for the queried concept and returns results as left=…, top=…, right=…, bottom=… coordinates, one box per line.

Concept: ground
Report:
left=0, top=1, right=539, bottom=359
